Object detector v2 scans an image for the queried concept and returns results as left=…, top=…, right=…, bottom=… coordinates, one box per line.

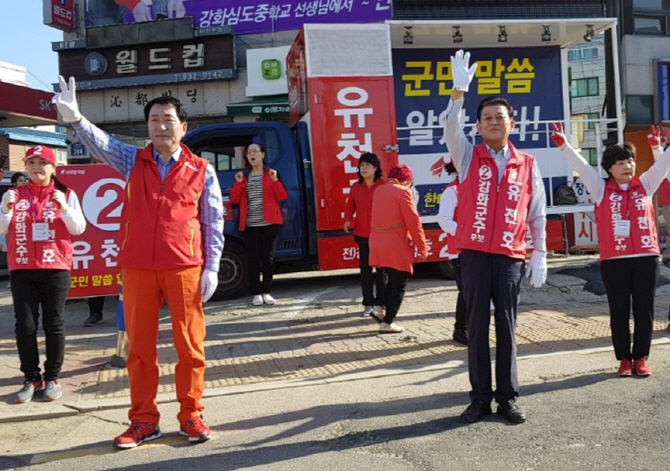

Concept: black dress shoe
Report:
left=496, top=400, right=526, bottom=424
left=459, top=400, right=492, bottom=424
left=453, top=328, right=468, bottom=346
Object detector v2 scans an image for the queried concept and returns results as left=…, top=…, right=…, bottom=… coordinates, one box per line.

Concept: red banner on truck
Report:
left=57, top=165, right=125, bottom=298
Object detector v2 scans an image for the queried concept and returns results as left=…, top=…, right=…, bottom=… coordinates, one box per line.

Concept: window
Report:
left=581, top=148, right=598, bottom=166
left=568, top=47, right=600, bottom=62
left=634, top=14, right=667, bottom=34
left=633, top=0, right=670, bottom=10
left=571, top=78, right=599, bottom=97
left=587, top=112, right=599, bottom=130
left=190, top=129, right=282, bottom=172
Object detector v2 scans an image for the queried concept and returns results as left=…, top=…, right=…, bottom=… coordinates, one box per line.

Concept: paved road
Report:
left=1, top=254, right=670, bottom=470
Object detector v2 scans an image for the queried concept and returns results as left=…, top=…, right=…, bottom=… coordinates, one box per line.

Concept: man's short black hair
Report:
left=601, top=143, right=636, bottom=177
left=476, top=97, right=514, bottom=121
left=143, top=96, right=188, bottom=123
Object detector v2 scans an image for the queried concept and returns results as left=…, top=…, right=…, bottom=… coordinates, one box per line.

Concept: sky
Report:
left=0, top=0, right=63, bottom=91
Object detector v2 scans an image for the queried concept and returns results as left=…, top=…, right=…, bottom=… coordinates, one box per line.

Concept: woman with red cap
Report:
left=369, top=164, right=428, bottom=333
left=0, top=146, right=86, bottom=404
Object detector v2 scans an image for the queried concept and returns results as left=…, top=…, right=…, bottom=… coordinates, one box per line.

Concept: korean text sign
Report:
left=57, top=165, right=125, bottom=298
left=86, top=0, right=392, bottom=34
left=392, top=47, right=564, bottom=215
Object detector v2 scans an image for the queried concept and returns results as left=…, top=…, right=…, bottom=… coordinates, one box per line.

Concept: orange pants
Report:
left=122, top=266, right=206, bottom=425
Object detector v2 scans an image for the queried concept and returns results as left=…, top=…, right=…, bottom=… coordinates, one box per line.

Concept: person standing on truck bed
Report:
left=54, top=76, right=224, bottom=449
left=369, top=164, right=428, bottom=334
left=444, top=50, right=547, bottom=425
left=230, top=143, right=287, bottom=307
left=344, top=152, right=387, bottom=320
left=0, top=146, right=86, bottom=404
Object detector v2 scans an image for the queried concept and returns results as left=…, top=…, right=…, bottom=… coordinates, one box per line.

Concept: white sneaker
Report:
left=262, top=293, right=275, bottom=305
left=379, top=322, right=404, bottom=334
left=363, top=306, right=374, bottom=316
left=252, top=295, right=263, bottom=306
left=369, top=306, right=384, bottom=323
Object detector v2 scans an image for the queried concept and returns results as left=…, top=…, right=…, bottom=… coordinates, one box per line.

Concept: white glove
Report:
left=525, top=250, right=547, bottom=288
left=444, top=220, right=458, bottom=236
left=52, top=190, right=69, bottom=213
left=450, top=49, right=477, bottom=92
left=1, top=190, right=17, bottom=214
left=201, top=269, right=218, bottom=303
left=54, top=76, right=82, bottom=124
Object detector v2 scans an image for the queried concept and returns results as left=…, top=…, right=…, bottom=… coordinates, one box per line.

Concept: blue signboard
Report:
left=392, top=47, right=564, bottom=215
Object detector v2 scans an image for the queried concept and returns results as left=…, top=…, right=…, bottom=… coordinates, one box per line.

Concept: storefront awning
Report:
left=0, top=82, right=57, bottom=127
left=227, top=97, right=290, bottom=116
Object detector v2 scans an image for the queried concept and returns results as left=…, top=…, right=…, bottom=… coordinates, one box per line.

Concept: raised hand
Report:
left=54, top=76, right=82, bottom=124
left=450, top=50, right=477, bottom=92
left=550, top=122, right=567, bottom=149
left=52, top=190, right=69, bottom=213
left=1, top=189, right=17, bottom=214
left=648, top=125, right=667, bottom=149
left=234, top=172, right=244, bottom=182
left=268, top=169, right=278, bottom=181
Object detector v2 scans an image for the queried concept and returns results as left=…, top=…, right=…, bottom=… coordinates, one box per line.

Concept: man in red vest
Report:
left=444, top=50, right=547, bottom=425
left=55, top=77, right=224, bottom=448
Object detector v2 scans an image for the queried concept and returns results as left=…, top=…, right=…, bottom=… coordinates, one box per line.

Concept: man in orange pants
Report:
left=55, top=77, right=224, bottom=448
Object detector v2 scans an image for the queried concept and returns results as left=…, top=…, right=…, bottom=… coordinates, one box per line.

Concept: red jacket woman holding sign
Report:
left=0, top=146, right=86, bottom=404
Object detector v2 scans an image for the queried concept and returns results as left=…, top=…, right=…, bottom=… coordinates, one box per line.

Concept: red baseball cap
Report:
left=24, top=146, right=57, bottom=166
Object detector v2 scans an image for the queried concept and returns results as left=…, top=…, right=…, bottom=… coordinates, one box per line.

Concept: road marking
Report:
left=279, top=286, right=340, bottom=319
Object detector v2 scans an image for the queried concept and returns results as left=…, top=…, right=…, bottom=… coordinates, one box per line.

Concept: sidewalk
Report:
left=1, top=255, right=669, bottom=423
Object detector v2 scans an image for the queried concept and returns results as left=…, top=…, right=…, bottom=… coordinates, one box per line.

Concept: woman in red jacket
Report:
left=552, top=124, right=670, bottom=376
left=344, top=152, right=386, bottom=318
left=369, top=164, right=428, bottom=333
left=230, top=143, right=288, bottom=306
left=0, top=146, right=86, bottom=404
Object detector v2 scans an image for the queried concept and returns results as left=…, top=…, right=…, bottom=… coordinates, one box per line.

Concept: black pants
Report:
left=246, top=224, right=282, bottom=295
left=355, top=235, right=386, bottom=306
left=447, top=258, right=467, bottom=331
left=381, top=267, right=410, bottom=324
left=11, top=269, right=71, bottom=382
left=600, top=256, right=659, bottom=360
left=88, top=296, right=105, bottom=315
left=460, top=250, right=524, bottom=404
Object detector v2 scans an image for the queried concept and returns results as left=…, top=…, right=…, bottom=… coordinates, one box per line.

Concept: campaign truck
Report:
left=62, top=20, right=621, bottom=300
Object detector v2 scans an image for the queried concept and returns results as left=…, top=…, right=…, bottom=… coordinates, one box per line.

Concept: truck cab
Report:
left=184, top=121, right=317, bottom=299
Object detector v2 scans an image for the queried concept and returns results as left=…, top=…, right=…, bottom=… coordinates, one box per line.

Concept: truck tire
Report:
left=433, top=261, right=456, bottom=280
left=214, top=241, right=249, bottom=300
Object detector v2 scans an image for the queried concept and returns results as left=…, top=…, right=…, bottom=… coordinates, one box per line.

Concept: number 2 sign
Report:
left=57, top=165, right=126, bottom=298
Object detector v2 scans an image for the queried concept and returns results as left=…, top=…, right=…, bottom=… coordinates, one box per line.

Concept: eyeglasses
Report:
left=246, top=150, right=262, bottom=155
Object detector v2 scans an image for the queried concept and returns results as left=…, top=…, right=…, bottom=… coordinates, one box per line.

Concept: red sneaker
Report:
left=617, top=359, right=633, bottom=376
left=113, top=422, right=162, bottom=449
left=179, top=416, right=211, bottom=443
left=634, top=357, right=652, bottom=376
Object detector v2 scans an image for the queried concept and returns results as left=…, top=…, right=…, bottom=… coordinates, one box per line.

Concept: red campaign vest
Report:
left=658, top=179, right=670, bottom=206
left=455, top=143, right=534, bottom=260
left=118, top=144, right=208, bottom=270
left=445, top=180, right=460, bottom=257
left=594, top=177, right=659, bottom=261
left=7, top=182, right=73, bottom=271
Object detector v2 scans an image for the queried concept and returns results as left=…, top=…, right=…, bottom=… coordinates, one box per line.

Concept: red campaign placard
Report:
left=57, top=165, right=126, bottom=298
left=308, top=76, right=398, bottom=231
left=316, top=228, right=452, bottom=271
